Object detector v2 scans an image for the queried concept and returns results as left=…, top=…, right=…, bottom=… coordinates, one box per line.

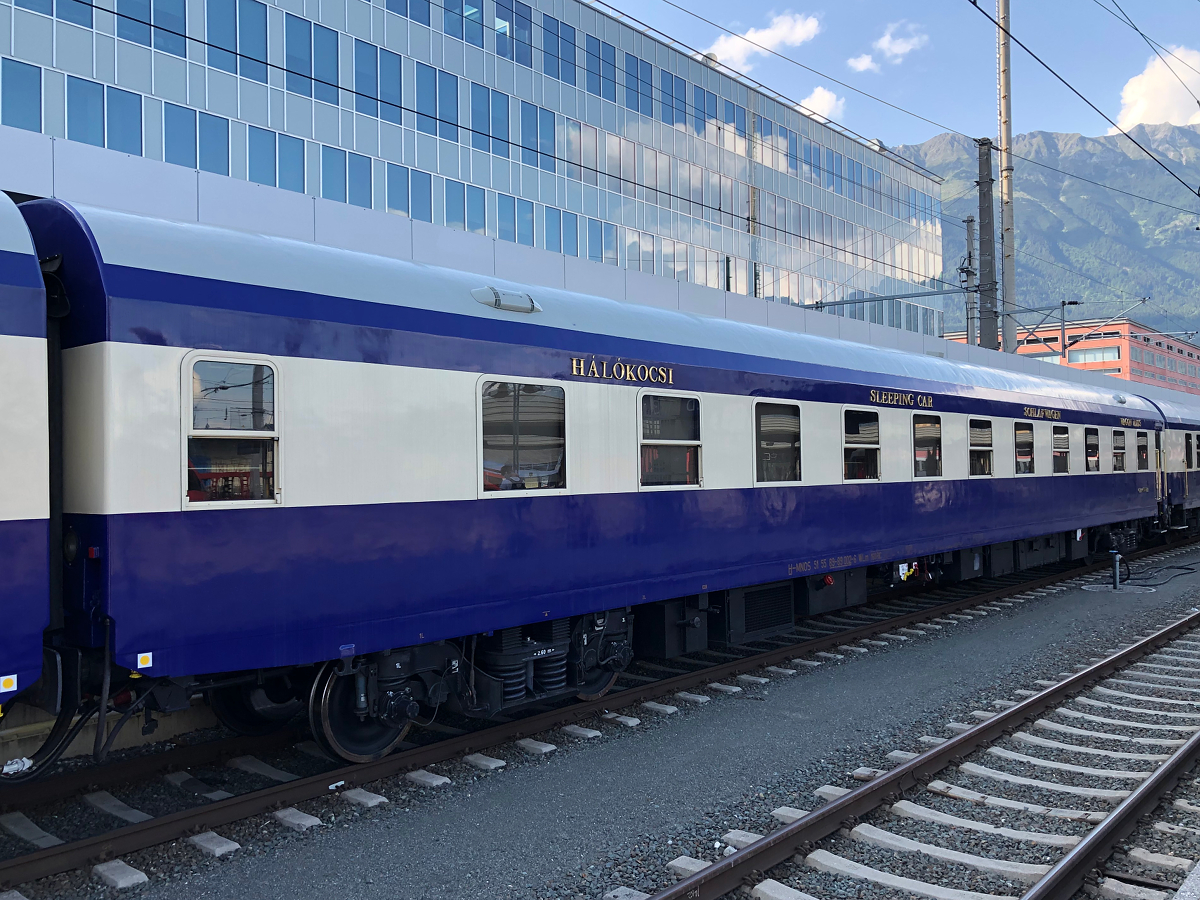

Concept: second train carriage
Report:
left=3, top=196, right=1198, bottom=764
left=0, top=193, right=49, bottom=724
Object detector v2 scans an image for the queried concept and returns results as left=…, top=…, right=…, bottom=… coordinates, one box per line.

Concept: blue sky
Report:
left=610, top=0, right=1200, bottom=146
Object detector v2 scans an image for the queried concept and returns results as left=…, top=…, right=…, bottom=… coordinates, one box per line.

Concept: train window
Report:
left=755, top=403, right=800, bottom=483
left=969, top=419, right=993, bottom=476
left=913, top=415, right=942, bottom=478
left=1112, top=430, right=1126, bottom=471
left=1137, top=432, right=1149, bottom=470
left=844, top=410, right=880, bottom=480
left=1085, top=428, right=1100, bottom=472
left=1188, top=434, right=1194, bottom=470
left=481, top=382, right=566, bottom=491
left=640, top=395, right=701, bottom=487
left=187, top=360, right=277, bottom=503
left=1052, top=426, right=1070, bottom=474
left=1014, top=422, right=1034, bottom=474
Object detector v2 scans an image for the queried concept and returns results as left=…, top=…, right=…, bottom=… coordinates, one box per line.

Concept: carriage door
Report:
left=1155, top=432, right=1164, bottom=503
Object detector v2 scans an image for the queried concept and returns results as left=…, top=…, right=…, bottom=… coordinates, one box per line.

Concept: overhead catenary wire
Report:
left=965, top=0, right=1200, bottom=201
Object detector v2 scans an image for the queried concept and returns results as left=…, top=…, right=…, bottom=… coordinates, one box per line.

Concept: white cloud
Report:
left=847, top=53, right=880, bottom=73
left=801, top=86, right=845, bottom=122
left=873, top=21, right=928, bottom=63
left=703, top=12, right=821, bottom=73
left=1115, top=46, right=1200, bottom=131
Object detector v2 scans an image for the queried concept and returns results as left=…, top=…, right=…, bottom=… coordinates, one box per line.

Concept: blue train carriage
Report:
left=17, top=199, right=1170, bottom=763
left=0, top=193, right=49, bottom=726
left=1141, top=390, right=1200, bottom=529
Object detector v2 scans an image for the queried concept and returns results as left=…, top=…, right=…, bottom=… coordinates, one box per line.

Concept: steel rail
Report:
left=648, top=606, right=1200, bottom=900
left=0, top=541, right=1191, bottom=889
left=1021, top=718, right=1200, bottom=900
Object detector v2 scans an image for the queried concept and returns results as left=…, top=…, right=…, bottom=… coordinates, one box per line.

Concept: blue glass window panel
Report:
left=1, top=59, right=41, bottom=133
left=516, top=198, right=533, bottom=246
left=466, top=185, right=485, bottom=233
left=206, top=0, right=236, bottom=72
left=409, top=0, right=429, bottom=26
left=639, top=60, right=652, bottom=116
left=67, top=77, right=104, bottom=147
left=470, top=83, right=489, bottom=151
left=105, top=86, right=142, bottom=155
left=513, top=1, right=531, bottom=67
left=248, top=126, right=275, bottom=185
left=445, top=179, right=464, bottom=229
left=543, top=16, right=559, bottom=79
left=543, top=206, right=560, bottom=252
left=443, top=0, right=462, bottom=40
left=164, top=103, right=197, bottom=167
left=57, top=0, right=93, bottom=29
left=153, top=0, right=186, bottom=56
left=384, top=0, right=405, bottom=15
left=600, top=41, right=615, bottom=102
left=586, top=217, right=602, bottom=263
left=562, top=211, right=578, bottom=256
left=824, top=147, right=834, bottom=190
left=602, top=221, right=617, bottom=264
left=410, top=170, right=432, bottom=221
left=386, top=163, right=409, bottom=213
left=348, top=153, right=371, bottom=208
left=490, top=89, right=508, bottom=157
left=313, top=24, right=338, bottom=104
left=463, top=0, right=482, bottom=47
left=278, top=134, right=304, bottom=191
left=239, top=0, right=267, bottom=83
left=118, top=0, right=151, bottom=45
left=520, top=101, right=536, bottom=166
left=692, top=85, right=704, bottom=137
left=437, top=69, right=457, bottom=141
left=380, top=50, right=401, bottom=125
left=538, top=107, right=554, bottom=172
left=415, top=62, right=436, bottom=135
left=735, top=103, right=746, bottom=137
left=559, top=23, right=576, bottom=86
left=585, top=35, right=599, bottom=95
left=673, top=75, right=686, bottom=130
left=15, top=0, right=52, bottom=15
left=321, top=146, right=346, bottom=202
left=497, top=193, right=515, bottom=242
left=198, top=112, right=229, bottom=174
left=623, top=53, right=637, bottom=111
left=354, top=40, right=377, bottom=116
left=659, top=70, right=672, bottom=126
left=285, top=15, right=312, bottom=96
left=495, top=0, right=512, bottom=60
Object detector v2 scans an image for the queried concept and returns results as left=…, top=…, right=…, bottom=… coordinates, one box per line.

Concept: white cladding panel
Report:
left=0, top=335, right=49, bottom=521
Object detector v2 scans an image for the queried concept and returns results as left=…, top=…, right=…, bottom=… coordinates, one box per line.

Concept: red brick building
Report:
left=946, top=318, right=1200, bottom=396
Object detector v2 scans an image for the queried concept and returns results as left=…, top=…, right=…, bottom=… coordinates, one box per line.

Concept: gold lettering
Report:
left=667, top=368, right=674, bottom=385
left=626, top=364, right=638, bottom=381
left=648, top=366, right=660, bottom=382
left=601, top=361, right=610, bottom=379
left=637, top=365, right=649, bottom=381
left=571, top=357, right=584, bottom=376
left=588, top=360, right=598, bottom=378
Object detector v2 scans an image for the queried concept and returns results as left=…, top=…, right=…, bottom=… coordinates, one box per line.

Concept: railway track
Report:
left=0, top=541, right=1194, bottom=894
left=620, top=550, right=1200, bottom=900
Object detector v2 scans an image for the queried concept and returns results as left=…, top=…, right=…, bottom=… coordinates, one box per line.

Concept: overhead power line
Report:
left=966, top=0, right=1200, bottom=201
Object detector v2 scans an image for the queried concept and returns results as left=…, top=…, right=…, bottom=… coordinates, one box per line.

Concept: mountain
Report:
left=894, top=125, right=1200, bottom=335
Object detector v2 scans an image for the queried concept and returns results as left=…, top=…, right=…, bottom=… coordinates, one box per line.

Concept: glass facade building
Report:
left=0, top=0, right=945, bottom=332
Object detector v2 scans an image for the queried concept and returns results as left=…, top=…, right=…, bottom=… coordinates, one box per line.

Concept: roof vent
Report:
left=1115, top=394, right=1127, bottom=404
left=471, top=286, right=542, bottom=313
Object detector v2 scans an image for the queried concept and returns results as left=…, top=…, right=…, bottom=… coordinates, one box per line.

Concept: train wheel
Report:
left=308, top=662, right=411, bottom=763
left=576, top=671, right=618, bottom=701
left=209, top=680, right=303, bottom=736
